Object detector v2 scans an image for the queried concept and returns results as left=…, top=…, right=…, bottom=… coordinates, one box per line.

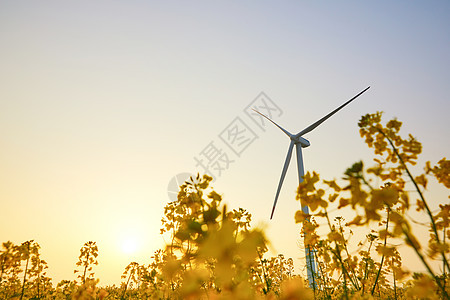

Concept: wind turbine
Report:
left=253, top=86, right=370, bottom=288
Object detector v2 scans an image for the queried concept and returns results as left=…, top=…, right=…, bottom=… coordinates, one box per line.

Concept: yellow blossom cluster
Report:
left=1, top=112, right=448, bottom=299
left=294, top=112, right=449, bottom=299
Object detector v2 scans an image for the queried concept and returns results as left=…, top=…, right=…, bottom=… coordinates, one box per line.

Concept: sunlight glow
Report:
left=121, top=237, right=138, bottom=255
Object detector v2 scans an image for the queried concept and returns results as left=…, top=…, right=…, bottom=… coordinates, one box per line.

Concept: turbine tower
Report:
left=253, top=86, right=370, bottom=288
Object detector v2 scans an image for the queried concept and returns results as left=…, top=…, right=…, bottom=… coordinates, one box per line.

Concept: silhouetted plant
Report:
left=1, top=111, right=448, bottom=299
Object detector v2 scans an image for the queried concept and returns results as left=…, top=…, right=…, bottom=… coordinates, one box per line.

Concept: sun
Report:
left=121, top=237, right=139, bottom=255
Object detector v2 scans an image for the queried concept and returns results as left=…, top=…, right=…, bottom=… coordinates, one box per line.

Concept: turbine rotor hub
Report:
left=292, top=136, right=310, bottom=148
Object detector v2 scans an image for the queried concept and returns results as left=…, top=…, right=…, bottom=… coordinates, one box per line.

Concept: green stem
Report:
left=20, top=242, right=30, bottom=300
left=338, top=222, right=360, bottom=290
left=313, top=250, right=329, bottom=298
left=82, top=251, right=89, bottom=284
left=343, top=268, right=349, bottom=300
left=325, top=213, right=359, bottom=291
left=362, top=239, right=374, bottom=294
left=403, top=226, right=449, bottom=299
left=36, top=260, right=41, bottom=299
left=121, top=272, right=132, bottom=300
left=444, top=227, right=447, bottom=297
left=257, top=250, right=270, bottom=294
left=393, top=259, right=397, bottom=300
left=371, top=208, right=389, bottom=295
left=380, top=130, right=450, bottom=273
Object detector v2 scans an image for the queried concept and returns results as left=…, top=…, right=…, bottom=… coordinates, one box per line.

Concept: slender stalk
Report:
left=171, top=212, right=176, bottom=256
left=392, top=259, right=397, bottom=300
left=121, top=272, right=132, bottom=300
left=338, top=221, right=360, bottom=290
left=379, top=130, right=450, bottom=273
left=82, top=251, right=89, bottom=284
left=19, top=242, right=30, bottom=300
left=403, top=226, right=449, bottom=299
left=324, top=213, right=359, bottom=290
left=314, top=249, right=331, bottom=299
left=186, top=239, right=192, bottom=269
left=36, top=261, right=40, bottom=299
left=342, top=267, right=349, bottom=300
left=335, top=246, right=359, bottom=290
left=362, top=238, right=374, bottom=294
left=257, top=251, right=270, bottom=294
left=371, top=208, right=389, bottom=295
left=444, top=227, right=447, bottom=296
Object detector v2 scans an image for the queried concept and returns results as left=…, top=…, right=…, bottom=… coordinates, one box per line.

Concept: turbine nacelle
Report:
left=292, top=136, right=310, bottom=148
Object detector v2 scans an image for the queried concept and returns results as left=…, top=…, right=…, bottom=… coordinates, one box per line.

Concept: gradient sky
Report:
left=1, top=1, right=449, bottom=285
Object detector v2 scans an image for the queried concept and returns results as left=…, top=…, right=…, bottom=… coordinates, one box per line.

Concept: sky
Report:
left=1, top=1, right=449, bottom=285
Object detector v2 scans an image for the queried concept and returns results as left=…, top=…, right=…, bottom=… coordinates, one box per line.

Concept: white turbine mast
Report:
left=253, top=86, right=370, bottom=288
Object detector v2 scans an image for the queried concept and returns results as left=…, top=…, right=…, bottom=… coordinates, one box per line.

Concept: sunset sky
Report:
left=1, top=1, right=449, bottom=285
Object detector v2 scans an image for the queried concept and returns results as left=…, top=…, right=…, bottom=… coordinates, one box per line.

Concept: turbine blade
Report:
left=252, top=109, right=292, bottom=138
left=270, top=140, right=295, bottom=219
left=294, top=86, right=370, bottom=138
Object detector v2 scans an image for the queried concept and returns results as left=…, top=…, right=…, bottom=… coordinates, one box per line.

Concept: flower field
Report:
left=1, top=113, right=449, bottom=299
